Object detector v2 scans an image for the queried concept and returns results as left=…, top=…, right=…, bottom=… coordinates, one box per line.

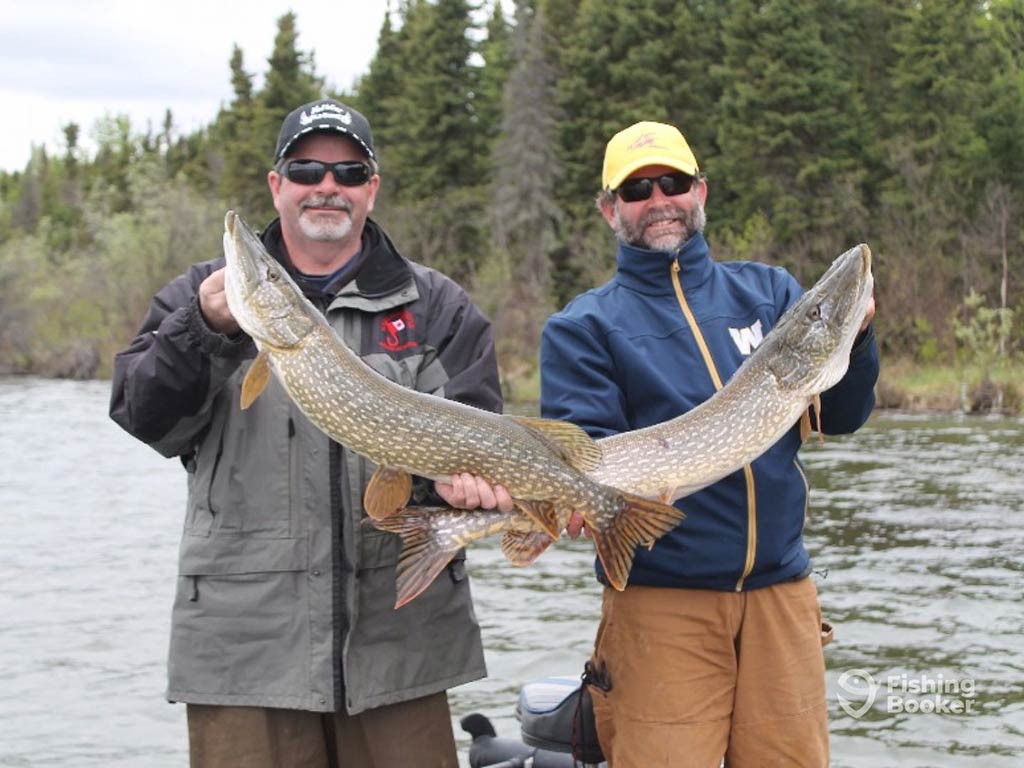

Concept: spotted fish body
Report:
left=378, top=245, right=874, bottom=607
left=221, top=211, right=684, bottom=593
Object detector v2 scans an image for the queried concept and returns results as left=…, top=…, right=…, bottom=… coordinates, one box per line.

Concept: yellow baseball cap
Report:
left=602, top=121, right=700, bottom=191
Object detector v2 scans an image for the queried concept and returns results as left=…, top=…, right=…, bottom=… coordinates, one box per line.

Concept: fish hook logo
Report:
left=380, top=309, right=418, bottom=353
left=837, top=669, right=878, bottom=719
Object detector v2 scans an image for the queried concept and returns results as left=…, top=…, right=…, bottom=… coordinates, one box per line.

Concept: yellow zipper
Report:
left=670, top=261, right=757, bottom=591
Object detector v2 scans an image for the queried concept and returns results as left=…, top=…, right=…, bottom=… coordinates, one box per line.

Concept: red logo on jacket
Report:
left=380, top=309, right=419, bottom=352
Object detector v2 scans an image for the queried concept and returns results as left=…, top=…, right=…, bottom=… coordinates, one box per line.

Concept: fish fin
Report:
left=369, top=508, right=462, bottom=609
left=364, top=466, right=413, bottom=520
left=514, top=500, right=562, bottom=538
left=800, top=396, right=826, bottom=444
left=240, top=352, right=271, bottom=409
left=586, top=491, right=685, bottom=592
left=501, top=528, right=555, bottom=566
left=508, top=416, right=603, bottom=472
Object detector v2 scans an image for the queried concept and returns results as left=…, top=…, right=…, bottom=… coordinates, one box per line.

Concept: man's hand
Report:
left=199, top=267, right=241, bottom=335
left=565, top=512, right=592, bottom=539
left=435, top=473, right=515, bottom=513
left=860, top=295, right=876, bottom=332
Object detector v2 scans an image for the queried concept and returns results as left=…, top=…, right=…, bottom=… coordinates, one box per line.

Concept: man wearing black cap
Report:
left=110, top=98, right=505, bottom=767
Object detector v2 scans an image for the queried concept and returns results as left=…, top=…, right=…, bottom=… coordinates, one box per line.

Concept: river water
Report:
left=0, top=377, right=1021, bottom=767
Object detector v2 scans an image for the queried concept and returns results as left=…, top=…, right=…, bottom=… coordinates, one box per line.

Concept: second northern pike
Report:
left=221, top=211, right=684, bottom=592
left=374, top=243, right=874, bottom=606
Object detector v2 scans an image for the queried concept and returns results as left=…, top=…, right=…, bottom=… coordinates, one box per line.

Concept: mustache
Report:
left=300, top=195, right=352, bottom=212
left=640, top=207, right=686, bottom=229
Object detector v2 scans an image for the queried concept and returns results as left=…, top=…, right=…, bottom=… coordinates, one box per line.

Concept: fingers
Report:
left=199, top=267, right=241, bottom=335
left=434, top=479, right=457, bottom=506
left=860, top=295, right=876, bottom=332
left=566, top=512, right=587, bottom=539
left=492, top=484, right=514, bottom=514
left=433, top=474, right=515, bottom=512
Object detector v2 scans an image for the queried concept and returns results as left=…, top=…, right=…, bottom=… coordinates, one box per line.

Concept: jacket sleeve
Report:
left=108, top=261, right=254, bottom=458
left=816, top=324, right=879, bottom=435
left=410, top=279, right=503, bottom=505
left=539, top=314, right=628, bottom=439
left=416, top=281, right=503, bottom=415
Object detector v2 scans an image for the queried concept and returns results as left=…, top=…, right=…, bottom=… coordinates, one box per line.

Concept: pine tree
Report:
left=713, top=0, right=871, bottom=273
left=260, top=12, right=324, bottom=126
left=477, top=1, right=514, bottom=157
left=485, top=1, right=563, bottom=377
left=384, top=0, right=481, bottom=199
left=352, top=8, right=406, bottom=176
left=217, top=44, right=274, bottom=223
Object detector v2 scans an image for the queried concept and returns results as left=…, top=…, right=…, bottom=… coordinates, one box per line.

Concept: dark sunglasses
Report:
left=282, top=159, right=372, bottom=186
left=616, top=172, right=696, bottom=203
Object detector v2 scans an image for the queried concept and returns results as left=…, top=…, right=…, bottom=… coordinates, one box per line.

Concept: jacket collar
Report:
left=261, top=217, right=414, bottom=301
left=614, top=232, right=714, bottom=295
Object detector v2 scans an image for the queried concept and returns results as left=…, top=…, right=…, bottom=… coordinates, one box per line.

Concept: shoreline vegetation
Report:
left=1, top=361, right=1021, bottom=417
left=501, top=362, right=1024, bottom=417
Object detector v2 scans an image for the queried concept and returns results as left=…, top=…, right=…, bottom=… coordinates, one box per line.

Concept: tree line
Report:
left=0, top=0, right=1021, bottom=390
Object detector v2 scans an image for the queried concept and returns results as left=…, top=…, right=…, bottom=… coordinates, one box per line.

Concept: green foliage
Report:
left=1, top=1, right=1022, bottom=383
left=714, top=0, right=871, bottom=269
left=953, top=289, right=1017, bottom=371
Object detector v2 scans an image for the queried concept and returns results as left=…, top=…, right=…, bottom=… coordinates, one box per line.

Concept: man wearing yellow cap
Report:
left=540, top=122, right=879, bottom=765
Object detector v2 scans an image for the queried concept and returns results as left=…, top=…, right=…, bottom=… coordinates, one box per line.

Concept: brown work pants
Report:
left=186, top=692, right=458, bottom=768
left=589, top=578, right=829, bottom=768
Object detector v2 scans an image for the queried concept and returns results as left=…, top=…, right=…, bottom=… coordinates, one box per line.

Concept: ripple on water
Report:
left=2, top=383, right=1022, bottom=766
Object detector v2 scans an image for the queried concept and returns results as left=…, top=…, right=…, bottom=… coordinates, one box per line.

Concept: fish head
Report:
left=223, top=211, right=317, bottom=349
left=767, top=244, right=874, bottom=394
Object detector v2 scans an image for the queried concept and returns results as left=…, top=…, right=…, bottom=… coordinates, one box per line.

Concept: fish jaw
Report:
left=767, top=244, right=873, bottom=397
left=222, top=211, right=317, bottom=349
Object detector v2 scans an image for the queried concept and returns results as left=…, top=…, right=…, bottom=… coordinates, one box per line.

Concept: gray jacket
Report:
left=110, top=218, right=501, bottom=713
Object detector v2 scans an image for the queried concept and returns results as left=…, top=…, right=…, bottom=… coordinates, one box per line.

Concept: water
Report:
left=0, top=378, right=1021, bottom=767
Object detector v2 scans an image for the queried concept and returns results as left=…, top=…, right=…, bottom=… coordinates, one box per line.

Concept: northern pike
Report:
left=221, top=211, right=684, bottom=593
left=373, top=244, right=874, bottom=606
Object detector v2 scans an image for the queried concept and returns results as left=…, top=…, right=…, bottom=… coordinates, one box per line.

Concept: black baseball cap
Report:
left=274, top=99, right=375, bottom=162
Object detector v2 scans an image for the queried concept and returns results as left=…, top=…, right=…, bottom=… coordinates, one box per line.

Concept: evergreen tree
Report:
left=352, top=8, right=406, bottom=173
left=485, top=1, right=562, bottom=377
left=477, top=1, right=514, bottom=157
left=260, top=12, right=324, bottom=124
left=217, top=44, right=273, bottom=222
left=384, top=0, right=481, bottom=199
left=882, top=0, right=991, bottom=196
left=714, top=0, right=871, bottom=274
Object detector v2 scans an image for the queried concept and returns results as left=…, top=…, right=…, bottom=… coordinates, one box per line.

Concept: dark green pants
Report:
left=186, top=692, right=458, bottom=768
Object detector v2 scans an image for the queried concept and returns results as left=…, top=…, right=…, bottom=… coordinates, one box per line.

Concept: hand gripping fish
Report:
left=221, top=211, right=684, bottom=593
left=373, top=243, right=874, bottom=606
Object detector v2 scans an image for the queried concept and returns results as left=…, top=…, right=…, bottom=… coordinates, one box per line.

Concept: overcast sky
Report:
left=0, top=0, right=394, bottom=172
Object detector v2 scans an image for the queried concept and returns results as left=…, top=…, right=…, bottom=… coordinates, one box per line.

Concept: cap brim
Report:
left=606, top=155, right=698, bottom=190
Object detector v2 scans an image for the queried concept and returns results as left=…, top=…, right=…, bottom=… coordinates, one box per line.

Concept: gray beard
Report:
left=614, top=198, right=706, bottom=252
left=298, top=195, right=354, bottom=242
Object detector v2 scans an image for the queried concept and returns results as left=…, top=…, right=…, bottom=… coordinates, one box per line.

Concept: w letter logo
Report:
left=729, top=320, right=764, bottom=355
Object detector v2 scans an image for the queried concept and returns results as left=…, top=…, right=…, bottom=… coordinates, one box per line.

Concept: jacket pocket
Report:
left=179, top=533, right=307, bottom=575
left=194, top=380, right=295, bottom=536
left=170, top=534, right=311, bottom=700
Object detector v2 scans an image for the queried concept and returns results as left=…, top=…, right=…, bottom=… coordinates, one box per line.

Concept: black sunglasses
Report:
left=616, top=172, right=696, bottom=203
left=282, top=159, right=372, bottom=186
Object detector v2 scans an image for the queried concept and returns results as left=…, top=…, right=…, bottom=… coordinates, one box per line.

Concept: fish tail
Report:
left=367, top=509, right=462, bottom=609
left=585, top=491, right=686, bottom=591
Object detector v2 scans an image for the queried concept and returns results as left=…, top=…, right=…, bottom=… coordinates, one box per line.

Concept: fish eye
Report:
left=266, top=269, right=280, bottom=282
left=808, top=304, right=821, bottom=321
